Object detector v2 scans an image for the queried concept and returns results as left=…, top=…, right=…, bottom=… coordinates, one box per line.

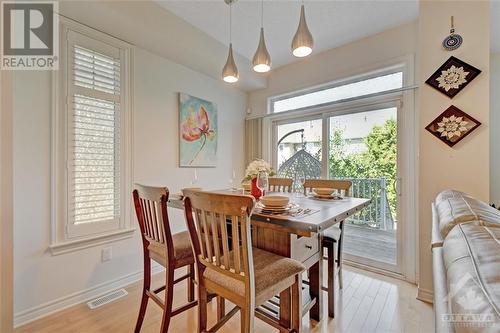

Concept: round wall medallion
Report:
left=442, top=34, right=463, bottom=51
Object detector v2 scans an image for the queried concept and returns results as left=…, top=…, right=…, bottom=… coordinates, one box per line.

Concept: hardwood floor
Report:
left=14, top=266, right=434, bottom=333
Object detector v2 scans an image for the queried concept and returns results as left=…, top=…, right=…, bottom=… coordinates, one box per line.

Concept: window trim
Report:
left=50, top=17, right=135, bottom=255
left=268, top=64, right=405, bottom=114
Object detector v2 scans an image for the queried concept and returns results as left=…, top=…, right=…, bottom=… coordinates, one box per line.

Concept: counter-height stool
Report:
left=183, top=189, right=305, bottom=333
left=302, top=178, right=352, bottom=318
left=132, top=184, right=197, bottom=332
left=268, top=177, right=293, bottom=193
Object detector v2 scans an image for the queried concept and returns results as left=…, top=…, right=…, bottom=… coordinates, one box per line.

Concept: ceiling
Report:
left=157, top=0, right=420, bottom=69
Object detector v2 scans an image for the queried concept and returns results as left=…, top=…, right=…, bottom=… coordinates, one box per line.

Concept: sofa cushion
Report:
left=436, top=195, right=500, bottom=238
left=435, top=189, right=470, bottom=204
left=442, top=224, right=500, bottom=332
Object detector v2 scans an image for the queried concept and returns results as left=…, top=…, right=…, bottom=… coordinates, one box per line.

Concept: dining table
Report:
left=168, top=190, right=371, bottom=326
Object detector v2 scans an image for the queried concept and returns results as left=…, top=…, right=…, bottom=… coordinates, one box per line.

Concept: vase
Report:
left=250, top=177, right=262, bottom=200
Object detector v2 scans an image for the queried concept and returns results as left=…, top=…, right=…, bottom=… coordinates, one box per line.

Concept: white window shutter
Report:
left=66, top=37, right=124, bottom=237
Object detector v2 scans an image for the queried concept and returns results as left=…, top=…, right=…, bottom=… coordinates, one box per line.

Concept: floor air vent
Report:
left=87, top=288, right=128, bottom=309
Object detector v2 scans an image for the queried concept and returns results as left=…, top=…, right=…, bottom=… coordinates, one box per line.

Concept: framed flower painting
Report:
left=425, top=105, right=481, bottom=147
left=425, top=56, right=481, bottom=98
left=179, top=93, right=217, bottom=167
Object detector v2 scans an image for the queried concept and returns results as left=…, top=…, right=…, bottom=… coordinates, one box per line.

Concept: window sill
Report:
left=49, top=228, right=136, bottom=256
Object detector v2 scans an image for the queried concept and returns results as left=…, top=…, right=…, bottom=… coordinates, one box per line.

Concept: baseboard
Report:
left=417, top=287, right=434, bottom=304
left=14, top=264, right=164, bottom=328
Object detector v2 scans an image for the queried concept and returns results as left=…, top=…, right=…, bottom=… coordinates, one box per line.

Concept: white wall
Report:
left=58, top=0, right=265, bottom=91
left=1, top=67, right=14, bottom=333
left=491, top=53, right=500, bottom=206
left=13, top=25, right=246, bottom=328
left=417, top=1, right=490, bottom=301
left=248, top=21, right=417, bottom=116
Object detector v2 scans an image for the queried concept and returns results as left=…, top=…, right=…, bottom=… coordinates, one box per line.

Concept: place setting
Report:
left=254, top=195, right=317, bottom=217
left=307, top=187, right=345, bottom=201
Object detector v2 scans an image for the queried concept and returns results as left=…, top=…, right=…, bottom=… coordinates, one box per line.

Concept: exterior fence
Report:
left=335, top=177, right=395, bottom=231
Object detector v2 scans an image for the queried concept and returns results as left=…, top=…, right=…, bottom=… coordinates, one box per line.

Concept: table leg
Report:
left=309, top=257, right=323, bottom=321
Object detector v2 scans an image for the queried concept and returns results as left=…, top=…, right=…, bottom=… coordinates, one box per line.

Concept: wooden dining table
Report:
left=169, top=190, right=370, bottom=325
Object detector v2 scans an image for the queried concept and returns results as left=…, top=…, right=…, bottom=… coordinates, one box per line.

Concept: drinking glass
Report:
left=228, top=170, right=237, bottom=191
left=190, top=168, right=198, bottom=186
left=297, top=171, right=306, bottom=196
left=256, top=171, right=269, bottom=198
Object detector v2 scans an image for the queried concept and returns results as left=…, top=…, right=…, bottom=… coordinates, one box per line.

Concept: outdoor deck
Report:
left=343, top=224, right=397, bottom=265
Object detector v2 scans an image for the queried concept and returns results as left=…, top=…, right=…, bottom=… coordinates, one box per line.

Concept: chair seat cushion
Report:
left=323, top=225, right=341, bottom=243
left=148, top=231, right=194, bottom=268
left=204, top=247, right=305, bottom=306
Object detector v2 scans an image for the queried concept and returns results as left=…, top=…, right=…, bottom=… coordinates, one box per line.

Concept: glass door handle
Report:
left=393, top=177, right=402, bottom=197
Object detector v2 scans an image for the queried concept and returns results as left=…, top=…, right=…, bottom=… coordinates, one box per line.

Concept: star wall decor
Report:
left=425, top=105, right=481, bottom=147
left=425, top=56, right=481, bottom=98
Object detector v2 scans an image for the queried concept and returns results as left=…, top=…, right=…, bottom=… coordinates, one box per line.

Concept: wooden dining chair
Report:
left=302, top=178, right=352, bottom=197
left=268, top=177, right=293, bottom=193
left=302, top=178, right=352, bottom=318
left=132, top=184, right=197, bottom=333
left=183, top=189, right=305, bottom=333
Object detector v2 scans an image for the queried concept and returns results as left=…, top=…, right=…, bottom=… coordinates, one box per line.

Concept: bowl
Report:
left=313, top=188, right=335, bottom=196
left=260, top=195, right=289, bottom=208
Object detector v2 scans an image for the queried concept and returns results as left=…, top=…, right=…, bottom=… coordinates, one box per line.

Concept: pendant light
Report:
left=291, top=1, right=314, bottom=57
left=252, top=0, right=271, bottom=73
left=222, top=0, right=239, bottom=83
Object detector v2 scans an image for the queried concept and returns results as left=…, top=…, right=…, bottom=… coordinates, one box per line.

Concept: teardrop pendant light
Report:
left=252, top=0, right=271, bottom=73
left=291, top=3, right=314, bottom=58
left=222, top=0, right=239, bottom=83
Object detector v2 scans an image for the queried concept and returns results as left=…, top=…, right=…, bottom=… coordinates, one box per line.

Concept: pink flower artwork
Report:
left=179, top=94, right=217, bottom=167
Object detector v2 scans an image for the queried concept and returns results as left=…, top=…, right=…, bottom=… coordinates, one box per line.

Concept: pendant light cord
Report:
left=229, top=3, right=232, bottom=43
left=261, top=0, right=264, bottom=28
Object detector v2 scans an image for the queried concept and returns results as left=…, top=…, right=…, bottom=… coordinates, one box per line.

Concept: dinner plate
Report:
left=255, top=202, right=297, bottom=213
left=310, top=193, right=343, bottom=200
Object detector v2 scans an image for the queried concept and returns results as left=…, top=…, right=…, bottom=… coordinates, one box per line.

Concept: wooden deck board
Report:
left=343, top=224, right=397, bottom=265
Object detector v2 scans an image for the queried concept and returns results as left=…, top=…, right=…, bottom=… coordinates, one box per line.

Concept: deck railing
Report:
left=335, top=177, right=394, bottom=230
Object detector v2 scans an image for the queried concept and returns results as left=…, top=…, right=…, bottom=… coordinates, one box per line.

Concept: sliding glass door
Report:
left=328, top=107, right=400, bottom=272
left=273, top=105, right=402, bottom=274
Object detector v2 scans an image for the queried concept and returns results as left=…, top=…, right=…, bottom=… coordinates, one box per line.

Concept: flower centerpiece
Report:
left=243, top=159, right=275, bottom=199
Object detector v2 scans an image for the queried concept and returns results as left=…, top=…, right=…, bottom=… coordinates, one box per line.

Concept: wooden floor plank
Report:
left=14, top=266, right=433, bottom=333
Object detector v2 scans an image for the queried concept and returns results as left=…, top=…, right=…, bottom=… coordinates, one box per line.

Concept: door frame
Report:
left=268, top=58, right=417, bottom=282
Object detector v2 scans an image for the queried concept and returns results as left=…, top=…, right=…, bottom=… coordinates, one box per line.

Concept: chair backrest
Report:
left=183, top=190, right=256, bottom=290
left=303, top=179, right=353, bottom=196
left=268, top=177, right=293, bottom=193
left=133, top=184, right=173, bottom=257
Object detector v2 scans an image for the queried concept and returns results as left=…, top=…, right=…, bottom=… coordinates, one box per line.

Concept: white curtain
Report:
left=245, top=117, right=263, bottom=165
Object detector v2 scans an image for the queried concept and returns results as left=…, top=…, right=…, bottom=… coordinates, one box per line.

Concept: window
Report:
left=51, top=19, right=133, bottom=253
left=271, top=72, right=403, bottom=113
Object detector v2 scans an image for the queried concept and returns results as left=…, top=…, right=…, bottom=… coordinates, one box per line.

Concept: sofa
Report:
left=432, top=190, right=500, bottom=333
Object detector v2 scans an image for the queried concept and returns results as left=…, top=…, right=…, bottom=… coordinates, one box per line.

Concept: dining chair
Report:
left=132, top=184, right=197, bottom=333
left=302, top=178, right=352, bottom=318
left=268, top=177, right=293, bottom=193
left=183, top=189, right=305, bottom=333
